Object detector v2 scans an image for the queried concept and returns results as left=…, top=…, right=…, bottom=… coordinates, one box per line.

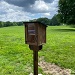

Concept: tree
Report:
left=4, top=21, right=12, bottom=27
left=16, top=22, right=23, bottom=26
left=36, top=17, right=50, bottom=25
left=50, top=15, right=60, bottom=26
left=0, top=21, right=4, bottom=28
left=58, top=0, right=75, bottom=24
left=12, top=22, right=18, bottom=26
left=29, top=17, right=51, bottom=25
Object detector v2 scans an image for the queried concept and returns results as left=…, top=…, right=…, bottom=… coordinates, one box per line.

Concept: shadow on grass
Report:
left=53, top=29, right=75, bottom=32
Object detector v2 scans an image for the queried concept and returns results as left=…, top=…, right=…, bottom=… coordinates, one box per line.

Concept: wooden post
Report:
left=33, top=50, right=38, bottom=75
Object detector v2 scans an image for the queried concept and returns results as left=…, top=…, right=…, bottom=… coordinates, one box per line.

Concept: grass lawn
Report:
left=0, top=25, right=75, bottom=75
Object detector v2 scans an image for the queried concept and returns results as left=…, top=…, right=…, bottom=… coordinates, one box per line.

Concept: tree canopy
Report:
left=58, top=0, right=75, bottom=24
left=0, top=21, right=23, bottom=28
left=0, top=16, right=60, bottom=28
left=29, top=16, right=60, bottom=26
left=50, top=15, right=60, bottom=26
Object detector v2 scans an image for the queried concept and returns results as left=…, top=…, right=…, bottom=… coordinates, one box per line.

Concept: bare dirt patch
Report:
left=38, top=60, right=71, bottom=75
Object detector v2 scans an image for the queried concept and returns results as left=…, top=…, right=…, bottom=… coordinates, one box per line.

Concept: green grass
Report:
left=0, top=25, right=75, bottom=74
left=0, top=26, right=45, bottom=75
left=40, top=25, right=75, bottom=71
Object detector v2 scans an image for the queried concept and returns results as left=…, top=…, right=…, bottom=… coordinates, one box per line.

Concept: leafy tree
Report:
left=36, top=17, right=50, bottom=25
left=50, top=15, right=60, bottom=26
left=16, top=22, right=23, bottom=26
left=58, top=0, right=75, bottom=24
left=4, top=21, right=13, bottom=27
left=12, top=22, right=18, bottom=26
left=29, top=18, right=51, bottom=25
left=0, top=21, right=3, bottom=28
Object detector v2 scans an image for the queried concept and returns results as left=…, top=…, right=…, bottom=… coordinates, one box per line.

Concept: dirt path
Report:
left=38, top=60, right=71, bottom=75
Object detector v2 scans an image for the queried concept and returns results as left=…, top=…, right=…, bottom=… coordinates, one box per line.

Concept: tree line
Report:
left=0, top=21, right=23, bottom=28
left=0, top=14, right=60, bottom=28
left=29, top=14, right=60, bottom=26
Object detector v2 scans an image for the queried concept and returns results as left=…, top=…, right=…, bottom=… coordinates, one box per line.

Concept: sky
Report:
left=0, top=0, right=59, bottom=22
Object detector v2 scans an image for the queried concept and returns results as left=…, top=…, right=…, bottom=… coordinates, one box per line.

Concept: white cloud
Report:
left=0, top=0, right=59, bottom=21
left=0, top=1, right=31, bottom=22
left=30, top=0, right=58, bottom=18
left=30, top=0, right=58, bottom=13
left=43, top=13, right=50, bottom=16
left=50, top=0, right=58, bottom=11
left=0, top=12, right=31, bottom=22
left=30, top=0, right=49, bottom=13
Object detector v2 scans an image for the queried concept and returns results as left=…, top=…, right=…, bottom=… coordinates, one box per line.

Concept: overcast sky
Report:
left=0, top=0, right=59, bottom=22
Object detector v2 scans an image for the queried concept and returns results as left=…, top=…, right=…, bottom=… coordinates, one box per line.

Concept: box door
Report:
left=27, top=23, right=36, bottom=44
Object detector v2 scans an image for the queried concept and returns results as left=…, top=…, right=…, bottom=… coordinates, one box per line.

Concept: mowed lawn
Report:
left=0, top=25, right=75, bottom=75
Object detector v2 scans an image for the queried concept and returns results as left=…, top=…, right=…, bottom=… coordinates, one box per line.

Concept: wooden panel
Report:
left=38, top=24, right=42, bottom=45
left=25, top=24, right=27, bottom=44
left=25, top=23, right=38, bottom=45
left=38, top=24, right=46, bottom=46
left=27, top=23, right=35, bottom=43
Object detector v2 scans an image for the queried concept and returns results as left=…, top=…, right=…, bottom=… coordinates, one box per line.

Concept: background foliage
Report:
left=58, top=0, right=75, bottom=24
